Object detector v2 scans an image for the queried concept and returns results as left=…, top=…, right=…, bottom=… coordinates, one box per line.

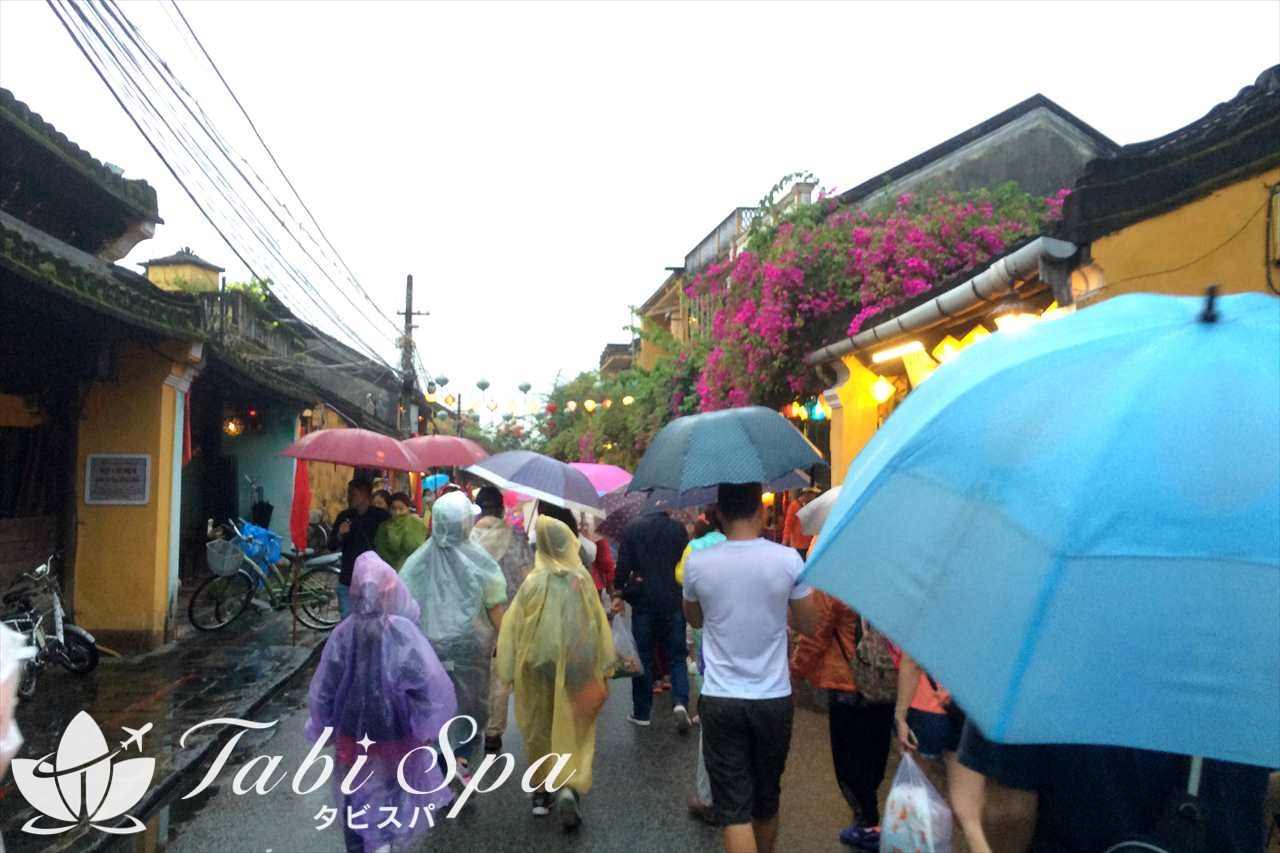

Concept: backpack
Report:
left=849, top=617, right=898, bottom=704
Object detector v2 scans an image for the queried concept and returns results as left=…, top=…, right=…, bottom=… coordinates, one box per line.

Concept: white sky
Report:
left=2, top=0, right=1278, bottom=413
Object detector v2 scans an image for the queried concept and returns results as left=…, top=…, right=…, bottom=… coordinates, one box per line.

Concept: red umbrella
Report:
left=280, top=428, right=421, bottom=471
left=401, top=435, right=489, bottom=468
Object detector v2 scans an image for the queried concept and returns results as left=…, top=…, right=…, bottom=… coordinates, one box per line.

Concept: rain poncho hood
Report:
left=399, top=491, right=508, bottom=756
left=305, top=552, right=456, bottom=850
left=496, top=516, right=616, bottom=792
left=374, top=513, right=428, bottom=571
left=471, top=514, right=535, bottom=602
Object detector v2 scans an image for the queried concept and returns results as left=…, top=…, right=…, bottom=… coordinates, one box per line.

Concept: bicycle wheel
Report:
left=189, top=571, right=255, bottom=631
left=291, top=568, right=341, bottom=631
left=60, top=632, right=99, bottom=674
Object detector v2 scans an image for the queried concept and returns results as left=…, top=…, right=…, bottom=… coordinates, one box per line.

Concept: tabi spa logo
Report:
left=11, top=711, right=156, bottom=835
left=12, top=712, right=573, bottom=837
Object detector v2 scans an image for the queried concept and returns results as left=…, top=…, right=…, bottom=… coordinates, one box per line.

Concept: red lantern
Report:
left=546, top=403, right=559, bottom=414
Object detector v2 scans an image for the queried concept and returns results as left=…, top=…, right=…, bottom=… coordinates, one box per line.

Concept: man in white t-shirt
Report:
left=682, top=482, right=820, bottom=853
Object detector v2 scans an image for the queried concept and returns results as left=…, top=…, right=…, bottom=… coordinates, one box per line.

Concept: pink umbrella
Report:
left=569, top=462, right=633, bottom=496
left=401, top=435, right=489, bottom=468
left=281, top=428, right=421, bottom=471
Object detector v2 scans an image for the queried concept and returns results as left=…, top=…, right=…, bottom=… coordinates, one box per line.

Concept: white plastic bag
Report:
left=880, top=754, right=953, bottom=853
left=609, top=603, right=643, bottom=679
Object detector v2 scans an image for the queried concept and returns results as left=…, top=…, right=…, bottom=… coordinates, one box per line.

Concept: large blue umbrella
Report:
left=629, top=406, right=825, bottom=494
left=465, top=451, right=602, bottom=516
left=802, top=291, right=1279, bottom=768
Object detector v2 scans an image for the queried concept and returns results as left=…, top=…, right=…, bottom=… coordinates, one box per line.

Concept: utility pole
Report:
left=397, top=274, right=428, bottom=437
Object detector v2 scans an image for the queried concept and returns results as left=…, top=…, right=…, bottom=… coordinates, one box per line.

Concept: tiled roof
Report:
left=141, top=247, right=225, bottom=272
left=1062, top=65, right=1280, bottom=242
left=0, top=87, right=160, bottom=223
left=838, top=94, right=1119, bottom=207
left=0, top=209, right=200, bottom=339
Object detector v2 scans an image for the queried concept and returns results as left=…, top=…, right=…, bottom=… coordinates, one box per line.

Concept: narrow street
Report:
left=121, top=661, right=862, bottom=853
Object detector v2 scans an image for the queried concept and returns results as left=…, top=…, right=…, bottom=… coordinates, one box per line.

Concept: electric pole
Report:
left=397, top=274, right=429, bottom=437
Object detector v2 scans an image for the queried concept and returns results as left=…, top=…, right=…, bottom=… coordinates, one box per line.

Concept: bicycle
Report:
left=188, top=518, right=341, bottom=632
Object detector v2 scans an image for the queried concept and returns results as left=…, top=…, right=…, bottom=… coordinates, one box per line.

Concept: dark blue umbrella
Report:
left=465, top=450, right=602, bottom=516
left=629, top=406, right=825, bottom=493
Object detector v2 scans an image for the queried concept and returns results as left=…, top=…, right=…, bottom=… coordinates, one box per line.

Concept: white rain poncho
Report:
left=400, top=491, right=508, bottom=760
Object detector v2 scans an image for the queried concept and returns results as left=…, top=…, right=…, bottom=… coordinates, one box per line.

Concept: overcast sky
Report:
left=2, top=1, right=1277, bottom=414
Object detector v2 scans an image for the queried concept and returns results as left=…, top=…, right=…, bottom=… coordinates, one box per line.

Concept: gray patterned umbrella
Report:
left=629, top=406, right=825, bottom=493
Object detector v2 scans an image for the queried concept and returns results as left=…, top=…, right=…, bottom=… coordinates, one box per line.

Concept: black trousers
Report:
left=828, top=692, right=894, bottom=826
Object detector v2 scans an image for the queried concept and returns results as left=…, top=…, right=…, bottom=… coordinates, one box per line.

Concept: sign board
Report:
left=84, top=454, right=151, bottom=505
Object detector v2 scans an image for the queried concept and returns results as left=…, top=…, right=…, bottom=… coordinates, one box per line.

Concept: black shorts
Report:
left=699, top=694, right=794, bottom=826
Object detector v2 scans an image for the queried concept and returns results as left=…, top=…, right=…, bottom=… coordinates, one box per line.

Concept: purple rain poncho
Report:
left=306, top=553, right=457, bottom=852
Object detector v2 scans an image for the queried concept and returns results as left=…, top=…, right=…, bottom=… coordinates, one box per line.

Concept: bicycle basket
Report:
left=206, top=539, right=247, bottom=576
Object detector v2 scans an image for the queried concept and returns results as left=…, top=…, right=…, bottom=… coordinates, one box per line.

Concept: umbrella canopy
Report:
left=281, top=428, right=421, bottom=472
left=802, top=291, right=1280, bottom=768
left=629, top=406, right=826, bottom=494
left=597, top=488, right=647, bottom=540
left=466, top=451, right=602, bottom=517
left=797, top=486, right=841, bottom=537
left=569, top=462, right=633, bottom=495
left=421, top=473, right=451, bottom=493
left=402, top=435, right=489, bottom=468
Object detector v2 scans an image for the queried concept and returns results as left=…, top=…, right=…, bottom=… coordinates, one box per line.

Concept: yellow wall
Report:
left=307, top=407, right=355, bottom=522
left=825, top=355, right=883, bottom=486
left=145, top=262, right=220, bottom=293
left=1084, top=166, right=1280, bottom=303
left=73, top=342, right=180, bottom=650
left=636, top=316, right=671, bottom=371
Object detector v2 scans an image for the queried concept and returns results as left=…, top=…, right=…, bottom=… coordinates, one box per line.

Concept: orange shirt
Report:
left=782, top=501, right=812, bottom=549
left=910, top=672, right=951, bottom=714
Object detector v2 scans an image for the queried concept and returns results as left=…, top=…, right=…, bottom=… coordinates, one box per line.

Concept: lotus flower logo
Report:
left=11, top=711, right=155, bottom=835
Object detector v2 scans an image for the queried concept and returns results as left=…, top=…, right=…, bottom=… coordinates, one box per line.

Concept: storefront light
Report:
left=870, top=340, right=924, bottom=364
left=993, top=298, right=1038, bottom=333
left=222, top=417, right=245, bottom=437
left=871, top=376, right=896, bottom=404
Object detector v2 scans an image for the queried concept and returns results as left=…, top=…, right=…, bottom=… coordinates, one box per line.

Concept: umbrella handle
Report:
left=1186, top=755, right=1202, bottom=797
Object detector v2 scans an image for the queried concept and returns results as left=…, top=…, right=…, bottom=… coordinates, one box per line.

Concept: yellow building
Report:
left=141, top=246, right=225, bottom=292
left=1061, top=65, right=1280, bottom=307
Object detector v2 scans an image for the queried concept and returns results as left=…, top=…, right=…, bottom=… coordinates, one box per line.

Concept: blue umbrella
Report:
left=465, top=451, right=602, bottom=516
left=421, top=473, right=450, bottom=492
left=803, top=291, right=1279, bottom=768
left=629, top=406, right=825, bottom=494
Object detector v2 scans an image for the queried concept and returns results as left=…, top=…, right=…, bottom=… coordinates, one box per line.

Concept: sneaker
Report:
left=687, top=795, right=715, bottom=825
left=626, top=714, right=651, bottom=727
left=673, top=704, right=691, bottom=734
left=838, top=824, right=880, bottom=849
left=531, top=791, right=553, bottom=817
left=555, top=788, right=581, bottom=831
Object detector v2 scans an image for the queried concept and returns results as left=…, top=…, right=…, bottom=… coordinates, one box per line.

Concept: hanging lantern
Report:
left=583, top=399, right=598, bottom=413
left=622, top=395, right=635, bottom=406
left=602, top=398, right=613, bottom=409
left=444, top=394, right=457, bottom=407
left=762, top=491, right=776, bottom=507
left=518, top=382, right=532, bottom=394
left=566, top=400, right=578, bottom=412
left=546, top=402, right=558, bottom=414
left=487, top=402, right=499, bottom=412
left=222, top=417, right=245, bottom=437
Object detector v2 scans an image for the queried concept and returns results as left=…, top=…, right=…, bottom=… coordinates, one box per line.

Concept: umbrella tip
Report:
left=1199, top=285, right=1220, bottom=324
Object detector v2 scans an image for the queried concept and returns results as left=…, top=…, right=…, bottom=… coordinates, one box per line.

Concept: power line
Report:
left=167, top=0, right=391, bottom=329
left=106, top=0, right=401, bottom=343
left=51, top=0, right=394, bottom=366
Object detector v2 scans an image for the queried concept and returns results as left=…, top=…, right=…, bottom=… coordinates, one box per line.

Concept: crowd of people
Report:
left=309, top=475, right=1273, bottom=853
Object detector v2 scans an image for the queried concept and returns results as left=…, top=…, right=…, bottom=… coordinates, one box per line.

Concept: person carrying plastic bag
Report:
left=305, top=553, right=457, bottom=853
left=400, top=491, right=508, bottom=771
left=496, top=515, right=616, bottom=831
left=881, top=754, right=953, bottom=853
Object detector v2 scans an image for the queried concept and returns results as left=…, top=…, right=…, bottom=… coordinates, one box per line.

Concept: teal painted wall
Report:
left=230, top=405, right=298, bottom=540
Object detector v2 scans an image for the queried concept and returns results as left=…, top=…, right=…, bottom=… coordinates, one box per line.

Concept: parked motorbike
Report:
left=1, top=555, right=99, bottom=697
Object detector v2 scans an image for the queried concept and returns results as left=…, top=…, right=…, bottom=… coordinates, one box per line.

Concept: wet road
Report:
left=116, top=661, right=863, bottom=853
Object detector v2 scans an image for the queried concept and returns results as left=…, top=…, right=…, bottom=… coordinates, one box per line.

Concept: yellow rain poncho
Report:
left=496, top=516, right=616, bottom=793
